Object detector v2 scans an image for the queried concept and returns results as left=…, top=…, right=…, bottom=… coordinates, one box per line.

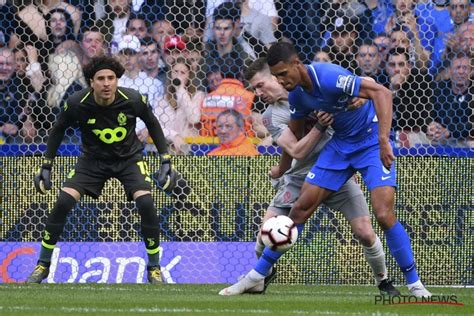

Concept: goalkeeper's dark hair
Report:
left=267, top=42, right=299, bottom=67
left=244, top=57, right=270, bottom=81
left=83, top=56, right=125, bottom=85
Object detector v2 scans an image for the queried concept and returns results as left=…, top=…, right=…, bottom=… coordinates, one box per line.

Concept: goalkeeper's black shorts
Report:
left=63, top=154, right=152, bottom=201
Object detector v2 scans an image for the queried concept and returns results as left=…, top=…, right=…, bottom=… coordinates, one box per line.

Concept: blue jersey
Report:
left=288, top=62, right=377, bottom=139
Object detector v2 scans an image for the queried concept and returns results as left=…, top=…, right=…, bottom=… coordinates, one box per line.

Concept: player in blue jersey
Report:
left=220, top=42, right=431, bottom=297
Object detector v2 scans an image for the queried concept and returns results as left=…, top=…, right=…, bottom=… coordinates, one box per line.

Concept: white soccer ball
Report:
left=260, top=215, right=298, bottom=253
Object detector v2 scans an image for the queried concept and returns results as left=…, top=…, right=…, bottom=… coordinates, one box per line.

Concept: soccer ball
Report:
left=260, top=215, right=298, bottom=253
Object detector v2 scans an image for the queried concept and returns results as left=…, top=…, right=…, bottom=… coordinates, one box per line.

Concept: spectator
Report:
left=155, top=58, right=205, bottom=154
left=428, top=53, right=472, bottom=146
left=0, top=0, right=16, bottom=47
left=205, top=65, right=223, bottom=93
left=386, top=48, right=434, bottom=147
left=389, top=26, right=430, bottom=70
left=117, top=34, right=164, bottom=107
left=44, top=8, right=78, bottom=54
left=430, top=0, right=471, bottom=72
left=12, top=1, right=81, bottom=72
left=355, top=40, right=388, bottom=85
left=150, top=19, right=176, bottom=52
left=235, top=0, right=276, bottom=58
left=74, top=26, right=107, bottom=68
left=325, top=16, right=362, bottom=72
left=374, top=32, right=391, bottom=64
left=139, top=36, right=167, bottom=86
left=384, top=0, right=437, bottom=54
left=321, top=0, right=374, bottom=44
left=126, top=13, right=149, bottom=40
left=96, top=0, right=132, bottom=53
left=46, top=51, right=87, bottom=110
left=434, top=21, right=473, bottom=81
left=200, top=60, right=270, bottom=143
left=162, top=35, right=187, bottom=68
left=0, top=47, right=28, bottom=143
left=312, top=48, right=332, bottom=63
left=207, top=109, right=259, bottom=156
left=203, top=1, right=252, bottom=84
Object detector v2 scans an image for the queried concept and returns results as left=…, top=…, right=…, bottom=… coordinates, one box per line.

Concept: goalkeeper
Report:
left=220, top=58, right=399, bottom=296
left=27, top=56, right=178, bottom=284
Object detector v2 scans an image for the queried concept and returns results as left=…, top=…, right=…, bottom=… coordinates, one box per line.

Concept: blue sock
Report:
left=255, top=247, right=282, bottom=276
left=296, top=223, right=304, bottom=235
left=385, top=221, right=419, bottom=284
left=254, top=223, right=304, bottom=276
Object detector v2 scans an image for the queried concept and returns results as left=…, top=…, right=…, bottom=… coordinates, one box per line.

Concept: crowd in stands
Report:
left=0, top=0, right=472, bottom=151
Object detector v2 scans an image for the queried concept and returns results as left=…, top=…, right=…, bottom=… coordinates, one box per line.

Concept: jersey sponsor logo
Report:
left=92, top=127, right=127, bottom=144
left=87, top=118, right=96, bottom=124
left=117, top=112, right=127, bottom=126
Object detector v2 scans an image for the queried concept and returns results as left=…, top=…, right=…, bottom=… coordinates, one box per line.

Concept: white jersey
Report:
left=262, top=100, right=333, bottom=184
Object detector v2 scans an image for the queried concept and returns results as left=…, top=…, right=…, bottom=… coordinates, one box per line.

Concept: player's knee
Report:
left=354, top=229, right=376, bottom=247
left=374, top=211, right=396, bottom=230
left=351, top=217, right=376, bottom=246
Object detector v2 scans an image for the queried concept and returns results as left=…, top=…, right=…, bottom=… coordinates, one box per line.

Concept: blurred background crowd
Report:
left=0, top=0, right=472, bottom=153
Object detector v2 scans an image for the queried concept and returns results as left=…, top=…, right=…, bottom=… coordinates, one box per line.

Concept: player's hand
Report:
left=34, top=159, right=53, bottom=194
left=347, top=97, right=367, bottom=110
left=316, top=111, right=333, bottom=127
left=154, top=154, right=178, bottom=194
left=379, top=141, right=395, bottom=169
left=269, top=165, right=285, bottom=179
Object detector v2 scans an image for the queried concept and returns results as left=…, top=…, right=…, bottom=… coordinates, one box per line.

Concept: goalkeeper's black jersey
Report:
left=45, top=87, right=165, bottom=160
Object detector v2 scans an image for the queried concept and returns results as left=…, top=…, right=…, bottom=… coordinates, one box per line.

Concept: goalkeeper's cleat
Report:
left=378, top=279, right=401, bottom=296
left=262, top=267, right=277, bottom=293
left=408, top=280, right=432, bottom=298
left=147, top=266, right=163, bottom=284
left=26, top=262, right=50, bottom=284
left=219, top=275, right=264, bottom=296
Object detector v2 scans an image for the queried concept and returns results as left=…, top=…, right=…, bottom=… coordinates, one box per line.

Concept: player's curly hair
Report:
left=83, top=56, right=125, bottom=85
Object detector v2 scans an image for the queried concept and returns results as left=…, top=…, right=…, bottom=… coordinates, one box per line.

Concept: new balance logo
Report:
left=382, top=176, right=391, bottom=180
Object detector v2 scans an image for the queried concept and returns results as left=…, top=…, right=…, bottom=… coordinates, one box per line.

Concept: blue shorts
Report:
left=305, top=124, right=397, bottom=191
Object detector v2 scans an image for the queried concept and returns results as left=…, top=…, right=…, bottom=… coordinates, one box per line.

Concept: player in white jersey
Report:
left=219, top=58, right=400, bottom=296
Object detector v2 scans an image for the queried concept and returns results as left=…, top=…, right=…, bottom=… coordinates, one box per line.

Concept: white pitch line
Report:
left=0, top=305, right=367, bottom=315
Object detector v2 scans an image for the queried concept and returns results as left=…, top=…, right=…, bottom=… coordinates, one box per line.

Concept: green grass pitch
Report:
left=0, top=284, right=472, bottom=315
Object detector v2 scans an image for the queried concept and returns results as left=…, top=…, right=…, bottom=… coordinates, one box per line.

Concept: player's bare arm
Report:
left=357, top=79, right=395, bottom=169
left=269, top=117, right=305, bottom=178
left=277, top=112, right=333, bottom=160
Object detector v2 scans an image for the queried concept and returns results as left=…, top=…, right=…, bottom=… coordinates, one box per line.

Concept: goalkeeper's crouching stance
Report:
left=27, top=56, right=183, bottom=284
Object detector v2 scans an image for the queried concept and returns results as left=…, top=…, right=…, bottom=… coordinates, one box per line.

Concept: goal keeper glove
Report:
left=154, top=154, right=178, bottom=195
left=34, top=158, right=53, bottom=194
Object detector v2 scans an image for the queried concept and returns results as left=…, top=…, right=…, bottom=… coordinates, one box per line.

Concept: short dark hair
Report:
left=356, top=39, right=377, bottom=56
left=83, top=56, right=125, bottom=84
left=78, top=25, right=103, bottom=43
left=213, top=2, right=240, bottom=23
left=267, top=42, right=298, bottom=67
left=244, top=57, right=269, bottom=81
left=387, top=47, right=410, bottom=63
left=140, top=36, right=157, bottom=47
left=217, top=109, right=245, bottom=129
left=126, top=13, right=150, bottom=30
